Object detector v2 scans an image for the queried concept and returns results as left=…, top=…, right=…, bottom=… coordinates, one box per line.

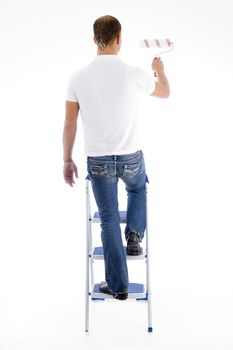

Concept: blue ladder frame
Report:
left=85, top=175, right=153, bottom=333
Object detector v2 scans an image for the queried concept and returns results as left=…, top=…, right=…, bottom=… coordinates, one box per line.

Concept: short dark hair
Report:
left=93, top=15, right=121, bottom=50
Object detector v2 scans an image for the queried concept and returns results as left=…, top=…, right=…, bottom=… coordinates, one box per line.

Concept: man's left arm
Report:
left=63, top=101, right=79, bottom=186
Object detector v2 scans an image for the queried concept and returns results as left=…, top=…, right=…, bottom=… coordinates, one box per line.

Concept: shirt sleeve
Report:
left=66, top=72, right=79, bottom=102
left=128, top=67, right=155, bottom=95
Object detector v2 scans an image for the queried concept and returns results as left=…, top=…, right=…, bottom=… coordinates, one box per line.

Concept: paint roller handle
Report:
left=153, top=57, right=157, bottom=77
left=151, top=57, right=164, bottom=78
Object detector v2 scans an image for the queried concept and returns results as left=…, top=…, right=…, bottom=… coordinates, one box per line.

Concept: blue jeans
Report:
left=87, top=150, right=147, bottom=294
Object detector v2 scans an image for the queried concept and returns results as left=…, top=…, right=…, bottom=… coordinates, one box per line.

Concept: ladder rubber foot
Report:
left=148, top=327, right=153, bottom=333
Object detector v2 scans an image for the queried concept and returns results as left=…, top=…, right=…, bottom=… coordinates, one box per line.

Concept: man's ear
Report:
left=93, top=36, right=97, bottom=45
left=116, top=34, right=120, bottom=44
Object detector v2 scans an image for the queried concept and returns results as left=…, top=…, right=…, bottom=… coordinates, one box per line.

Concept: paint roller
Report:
left=139, top=38, right=173, bottom=76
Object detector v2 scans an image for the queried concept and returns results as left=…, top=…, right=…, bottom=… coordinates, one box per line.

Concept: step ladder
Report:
left=85, top=176, right=153, bottom=332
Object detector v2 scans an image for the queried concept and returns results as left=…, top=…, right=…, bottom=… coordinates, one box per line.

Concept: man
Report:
left=63, top=15, right=170, bottom=300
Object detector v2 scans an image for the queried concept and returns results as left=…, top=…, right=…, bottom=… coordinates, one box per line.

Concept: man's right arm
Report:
left=150, top=57, right=170, bottom=98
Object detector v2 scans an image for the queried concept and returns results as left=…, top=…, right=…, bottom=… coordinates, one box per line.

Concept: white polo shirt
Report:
left=66, top=54, right=155, bottom=156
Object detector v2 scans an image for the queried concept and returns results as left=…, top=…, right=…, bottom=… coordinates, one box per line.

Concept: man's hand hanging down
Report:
left=63, top=160, right=78, bottom=187
left=63, top=101, right=79, bottom=186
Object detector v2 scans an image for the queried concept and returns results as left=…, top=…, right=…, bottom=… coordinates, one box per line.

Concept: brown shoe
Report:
left=99, top=281, right=128, bottom=300
left=126, top=232, right=143, bottom=255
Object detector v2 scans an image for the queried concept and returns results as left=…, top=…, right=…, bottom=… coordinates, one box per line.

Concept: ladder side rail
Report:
left=86, top=178, right=94, bottom=288
left=85, top=178, right=92, bottom=332
left=145, top=181, right=153, bottom=332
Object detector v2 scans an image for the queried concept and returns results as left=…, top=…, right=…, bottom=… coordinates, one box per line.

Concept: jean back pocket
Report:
left=89, top=164, right=109, bottom=177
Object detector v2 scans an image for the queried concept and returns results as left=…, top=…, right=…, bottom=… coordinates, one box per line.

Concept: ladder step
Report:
left=92, top=246, right=146, bottom=260
left=92, top=211, right=126, bottom=223
left=91, top=282, right=146, bottom=300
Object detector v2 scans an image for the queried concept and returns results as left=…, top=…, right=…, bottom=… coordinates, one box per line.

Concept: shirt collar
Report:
left=92, top=54, right=120, bottom=62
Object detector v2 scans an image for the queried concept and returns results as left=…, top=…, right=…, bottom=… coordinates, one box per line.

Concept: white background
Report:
left=0, top=0, right=233, bottom=349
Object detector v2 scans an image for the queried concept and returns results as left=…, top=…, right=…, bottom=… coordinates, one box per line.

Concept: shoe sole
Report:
left=99, top=284, right=128, bottom=300
left=126, top=247, right=143, bottom=255
left=114, top=293, right=128, bottom=300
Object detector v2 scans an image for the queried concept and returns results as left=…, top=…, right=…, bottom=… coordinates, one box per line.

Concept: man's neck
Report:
left=97, top=48, right=118, bottom=55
